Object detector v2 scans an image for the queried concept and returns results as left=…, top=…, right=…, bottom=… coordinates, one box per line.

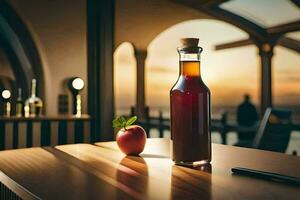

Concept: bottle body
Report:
left=25, top=79, right=43, bottom=117
left=26, top=97, right=43, bottom=117
left=4, top=102, right=11, bottom=117
left=16, top=88, right=24, bottom=117
left=170, top=43, right=211, bottom=166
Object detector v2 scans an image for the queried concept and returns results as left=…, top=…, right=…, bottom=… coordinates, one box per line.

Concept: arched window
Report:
left=147, top=19, right=258, bottom=122
left=114, top=42, right=136, bottom=116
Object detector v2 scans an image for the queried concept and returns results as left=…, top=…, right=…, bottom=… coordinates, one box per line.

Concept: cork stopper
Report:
left=180, top=38, right=199, bottom=47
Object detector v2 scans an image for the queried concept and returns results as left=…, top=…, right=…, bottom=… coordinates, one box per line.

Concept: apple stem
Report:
left=123, top=123, right=128, bottom=131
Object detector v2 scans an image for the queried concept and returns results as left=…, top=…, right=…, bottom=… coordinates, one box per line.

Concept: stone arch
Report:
left=115, top=0, right=214, bottom=50
left=144, top=19, right=254, bottom=112
left=0, top=1, right=44, bottom=99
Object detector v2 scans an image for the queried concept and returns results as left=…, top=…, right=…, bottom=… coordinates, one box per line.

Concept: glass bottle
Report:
left=170, top=38, right=211, bottom=167
left=25, top=79, right=43, bottom=117
left=4, top=101, right=11, bottom=117
left=15, top=88, right=24, bottom=117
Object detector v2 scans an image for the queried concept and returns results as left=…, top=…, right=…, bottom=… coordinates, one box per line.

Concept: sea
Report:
left=117, top=105, right=300, bottom=155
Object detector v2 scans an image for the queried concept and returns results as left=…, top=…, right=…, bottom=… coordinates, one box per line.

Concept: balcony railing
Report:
left=132, top=111, right=300, bottom=145
left=1, top=111, right=299, bottom=151
left=0, top=115, right=91, bottom=150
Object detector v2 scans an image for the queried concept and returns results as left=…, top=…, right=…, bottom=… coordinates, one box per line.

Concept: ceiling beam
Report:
left=268, top=20, right=300, bottom=35
left=207, top=7, right=266, bottom=40
left=278, top=37, right=300, bottom=53
left=290, top=0, right=300, bottom=8
left=173, top=0, right=267, bottom=40
left=197, top=0, right=229, bottom=7
left=174, top=0, right=300, bottom=41
left=215, top=38, right=253, bottom=50
left=214, top=37, right=300, bottom=54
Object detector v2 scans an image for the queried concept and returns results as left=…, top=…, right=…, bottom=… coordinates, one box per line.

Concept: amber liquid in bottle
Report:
left=170, top=43, right=211, bottom=166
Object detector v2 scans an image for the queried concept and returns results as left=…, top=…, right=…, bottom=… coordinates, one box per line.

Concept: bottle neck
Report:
left=180, top=61, right=201, bottom=77
left=17, top=88, right=22, bottom=100
left=31, top=80, right=36, bottom=97
left=178, top=48, right=202, bottom=78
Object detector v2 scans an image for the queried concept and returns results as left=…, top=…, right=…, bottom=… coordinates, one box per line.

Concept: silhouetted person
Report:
left=236, top=94, right=259, bottom=141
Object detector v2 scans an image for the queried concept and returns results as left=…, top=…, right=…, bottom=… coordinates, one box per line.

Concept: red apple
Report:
left=116, top=125, right=146, bottom=155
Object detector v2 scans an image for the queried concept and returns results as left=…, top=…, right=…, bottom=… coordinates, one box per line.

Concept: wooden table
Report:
left=0, top=139, right=299, bottom=200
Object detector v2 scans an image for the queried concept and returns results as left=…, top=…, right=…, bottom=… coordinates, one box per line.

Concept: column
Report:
left=135, top=49, right=147, bottom=119
left=87, top=0, right=115, bottom=141
left=258, top=43, right=274, bottom=116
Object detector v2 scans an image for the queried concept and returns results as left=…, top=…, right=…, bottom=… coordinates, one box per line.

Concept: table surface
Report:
left=0, top=138, right=299, bottom=200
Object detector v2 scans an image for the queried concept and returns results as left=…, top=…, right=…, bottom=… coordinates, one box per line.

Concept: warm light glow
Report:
left=146, top=19, right=258, bottom=107
left=273, top=46, right=300, bottom=105
left=2, top=90, right=11, bottom=99
left=114, top=19, right=300, bottom=117
left=114, top=42, right=136, bottom=115
left=72, top=78, right=84, bottom=90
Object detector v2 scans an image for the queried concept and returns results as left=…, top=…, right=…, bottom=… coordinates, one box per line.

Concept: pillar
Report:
left=134, top=49, right=147, bottom=119
left=258, top=43, right=274, bottom=116
left=87, top=0, right=114, bottom=141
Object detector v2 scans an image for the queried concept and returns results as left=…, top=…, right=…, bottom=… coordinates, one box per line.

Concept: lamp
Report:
left=71, top=78, right=84, bottom=91
left=1, top=89, right=11, bottom=117
left=68, top=77, right=85, bottom=117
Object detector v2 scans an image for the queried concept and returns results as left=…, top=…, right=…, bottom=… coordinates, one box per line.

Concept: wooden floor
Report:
left=0, top=139, right=299, bottom=199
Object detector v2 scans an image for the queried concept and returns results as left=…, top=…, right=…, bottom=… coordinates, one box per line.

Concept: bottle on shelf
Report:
left=15, top=88, right=24, bottom=117
left=25, top=79, right=43, bottom=117
left=170, top=38, right=211, bottom=167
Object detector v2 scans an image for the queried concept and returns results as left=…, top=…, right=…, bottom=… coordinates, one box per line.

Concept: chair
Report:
left=235, top=107, right=292, bottom=153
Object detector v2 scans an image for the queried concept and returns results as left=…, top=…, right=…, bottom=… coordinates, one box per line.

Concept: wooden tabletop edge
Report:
left=0, top=171, right=41, bottom=200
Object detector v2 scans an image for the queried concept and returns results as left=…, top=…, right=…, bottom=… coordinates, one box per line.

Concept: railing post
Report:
left=145, top=107, right=150, bottom=137
left=0, top=120, right=5, bottom=150
left=74, top=120, right=84, bottom=143
left=220, top=112, right=228, bottom=145
left=13, top=121, right=18, bottom=149
left=159, top=110, right=164, bottom=138
left=41, top=120, right=51, bottom=146
left=26, top=121, right=33, bottom=147
left=58, top=120, right=68, bottom=145
left=130, top=106, right=135, bottom=117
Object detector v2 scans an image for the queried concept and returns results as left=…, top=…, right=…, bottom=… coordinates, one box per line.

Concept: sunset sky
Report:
left=114, top=3, right=300, bottom=113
